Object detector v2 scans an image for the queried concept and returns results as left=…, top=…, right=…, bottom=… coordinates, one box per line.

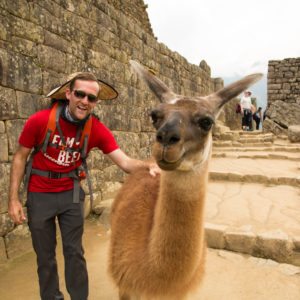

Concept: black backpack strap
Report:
left=81, top=158, right=93, bottom=209
left=23, top=150, right=36, bottom=193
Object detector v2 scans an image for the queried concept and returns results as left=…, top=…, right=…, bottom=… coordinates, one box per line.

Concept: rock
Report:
left=255, top=230, right=294, bottom=263
left=205, top=223, right=227, bottom=249
left=4, top=224, right=32, bottom=259
left=288, top=125, right=300, bottom=142
left=0, top=237, right=7, bottom=263
left=225, top=230, right=256, bottom=254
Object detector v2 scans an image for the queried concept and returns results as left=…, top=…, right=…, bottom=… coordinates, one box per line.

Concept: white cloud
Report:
left=144, top=0, right=300, bottom=78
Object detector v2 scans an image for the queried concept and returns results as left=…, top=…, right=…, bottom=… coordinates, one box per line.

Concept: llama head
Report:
left=130, top=60, right=262, bottom=171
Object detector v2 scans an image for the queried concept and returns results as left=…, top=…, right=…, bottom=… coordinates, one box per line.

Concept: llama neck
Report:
left=149, top=162, right=209, bottom=277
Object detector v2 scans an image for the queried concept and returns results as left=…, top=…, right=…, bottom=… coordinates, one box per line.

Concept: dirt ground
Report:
left=0, top=218, right=299, bottom=300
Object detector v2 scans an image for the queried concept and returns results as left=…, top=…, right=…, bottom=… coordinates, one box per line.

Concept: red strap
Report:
left=38, top=102, right=58, bottom=145
left=79, top=116, right=92, bottom=149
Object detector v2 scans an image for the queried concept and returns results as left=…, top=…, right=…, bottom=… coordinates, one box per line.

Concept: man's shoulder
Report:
left=30, top=108, right=51, bottom=118
left=91, top=115, right=105, bottom=128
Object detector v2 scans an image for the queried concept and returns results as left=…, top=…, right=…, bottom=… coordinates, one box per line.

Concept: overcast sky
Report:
left=144, top=0, right=300, bottom=78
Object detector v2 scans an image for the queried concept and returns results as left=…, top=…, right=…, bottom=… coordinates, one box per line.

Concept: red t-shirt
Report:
left=19, top=108, right=119, bottom=192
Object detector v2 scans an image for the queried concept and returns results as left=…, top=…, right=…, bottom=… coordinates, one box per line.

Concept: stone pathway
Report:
left=205, top=130, right=300, bottom=265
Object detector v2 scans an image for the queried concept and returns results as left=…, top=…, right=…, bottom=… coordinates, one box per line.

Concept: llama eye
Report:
left=150, top=109, right=162, bottom=125
left=197, top=117, right=214, bottom=131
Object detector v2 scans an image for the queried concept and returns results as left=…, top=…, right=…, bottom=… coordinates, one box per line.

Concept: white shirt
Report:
left=240, top=95, right=252, bottom=110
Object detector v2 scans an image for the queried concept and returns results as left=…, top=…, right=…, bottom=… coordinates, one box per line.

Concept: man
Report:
left=253, top=106, right=263, bottom=130
left=8, top=72, right=160, bottom=300
left=240, top=90, right=253, bottom=131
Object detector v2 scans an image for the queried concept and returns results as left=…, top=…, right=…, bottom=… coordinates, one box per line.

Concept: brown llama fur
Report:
left=108, top=60, right=262, bottom=300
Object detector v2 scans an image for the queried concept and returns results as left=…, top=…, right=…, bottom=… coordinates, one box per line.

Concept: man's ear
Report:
left=65, top=88, right=71, bottom=100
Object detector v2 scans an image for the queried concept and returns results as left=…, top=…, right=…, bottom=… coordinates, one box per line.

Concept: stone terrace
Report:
left=204, top=129, right=300, bottom=266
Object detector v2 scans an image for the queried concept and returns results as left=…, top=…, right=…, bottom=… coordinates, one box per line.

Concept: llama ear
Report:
left=205, top=73, right=263, bottom=115
left=130, top=60, right=178, bottom=103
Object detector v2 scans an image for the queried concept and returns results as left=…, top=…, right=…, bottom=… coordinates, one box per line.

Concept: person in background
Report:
left=253, top=106, right=263, bottom=130
left=8, top=72, right=160, bottom=300
left=240, top=90, right=253, bottom=131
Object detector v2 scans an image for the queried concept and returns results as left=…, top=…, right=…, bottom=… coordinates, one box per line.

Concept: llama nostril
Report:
left=169, top=135, right=180, bottom=144
left=156, top=133, right=163, bottom=143
left=156, top=131, right=180, bottom=145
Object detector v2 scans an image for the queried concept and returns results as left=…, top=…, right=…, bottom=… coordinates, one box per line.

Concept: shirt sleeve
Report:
left=89, top=118, right=119, bottom=154
left=19, top=110, right=48, bottom=149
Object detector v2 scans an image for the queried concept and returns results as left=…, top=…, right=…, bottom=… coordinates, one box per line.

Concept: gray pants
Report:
left=26, top=189, right=88, bottom=300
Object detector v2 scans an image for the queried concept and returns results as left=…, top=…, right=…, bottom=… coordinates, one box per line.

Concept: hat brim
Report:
left=47, top=79, right=118, bottom=101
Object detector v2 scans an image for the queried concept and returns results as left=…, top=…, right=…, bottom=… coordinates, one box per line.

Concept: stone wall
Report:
left=264, top=58, right=300, bottom=135
left=0, top=0, right=217, bottom=262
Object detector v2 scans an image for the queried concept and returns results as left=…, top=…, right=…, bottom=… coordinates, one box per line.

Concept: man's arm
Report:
left=8, top=145, right=32, bottom=224
left=107, top=149, right=160, bottom=177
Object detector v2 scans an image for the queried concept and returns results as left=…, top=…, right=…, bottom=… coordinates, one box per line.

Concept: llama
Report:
left=108, top=60, right=262, bottom=300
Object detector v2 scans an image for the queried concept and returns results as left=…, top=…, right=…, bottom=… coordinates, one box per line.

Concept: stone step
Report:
left=209, top=157, right=300, bottom=187
left=209, top=172, right=300, bottom=187
left=212, top=151, right=300, bottom=161
left=237, top=137, right=274, bottom=143
left=213, top=145, right=300, bottom=153
left=213, top=141, right=274, bottom=147
left=240, top=131, right=274, bottom=136
left=205, top=181, right=300, bottom=266
left=218, top=132, right=274, bottom=141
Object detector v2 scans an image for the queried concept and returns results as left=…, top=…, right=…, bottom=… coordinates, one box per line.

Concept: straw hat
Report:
left=47, top=72, right=118, bottom=100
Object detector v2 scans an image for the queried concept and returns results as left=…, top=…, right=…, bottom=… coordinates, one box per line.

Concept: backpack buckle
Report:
left=60, top=144, right=67, bottom=151
left=77, top=168, right=86, bottom=180
left=48, top=171, right=61, bottom=179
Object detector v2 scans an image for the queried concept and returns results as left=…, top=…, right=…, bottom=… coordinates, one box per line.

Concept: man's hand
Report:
left=148, top=162, right=161, bottom=177
left=9, top=145, right=31, bottom=225
left=8, top=199, right=26, bottom=225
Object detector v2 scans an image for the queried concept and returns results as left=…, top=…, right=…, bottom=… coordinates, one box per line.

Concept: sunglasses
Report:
left=73, top=90, right=98, bottom=103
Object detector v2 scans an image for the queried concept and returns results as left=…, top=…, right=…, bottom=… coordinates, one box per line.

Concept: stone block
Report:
left=101, top=181, right=122, bottom=201
left=0, top=122, right=4, bottom=133
left=84, top=194, right=91, bottom=219
left=263, top=118, right=287, bottom=136
left=266, top=100, right=300, bottom=133
left=2, top=0, right=30, bottom=19
left=0, top=85, right=17, bottom=119
left=225, top=230, right=256, bottom=254
left=44, top=30, right=70, bottom=53
left=6, top=119, right=26, bottom=155
left=98, top=205, right=112, bottom=229
left=16, top=91, right=40, bottom=118
left=205, top=223, right=227, bottom=249
left=0, top=48, right=42, bottom=94
left=227, top=172, right=243, bottom=182
left=4, top=224, right=32, bottom=259
left=113, top=131, right=141, bottom=158
left=0, top=237, right=8, bottom=264
left=0, top=134, right=8, bottom=162
left=213, top=124, right=230, bottom=135
left=94, top=199, right=114, bottom=216
left=288, top=125, right=300, bottom=142
left=37, top=45, right=66, bottom=73
left=0, top=163, right=10, bottom=213
left=255, top=230, right=295, bottom=263
left=102, top=165, right=125, bottom=183
left=11, top=36, right=37, bottom=57
left=11, top=15, right=43, bottom=43
left=0, top=213, right=14, bottom=237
